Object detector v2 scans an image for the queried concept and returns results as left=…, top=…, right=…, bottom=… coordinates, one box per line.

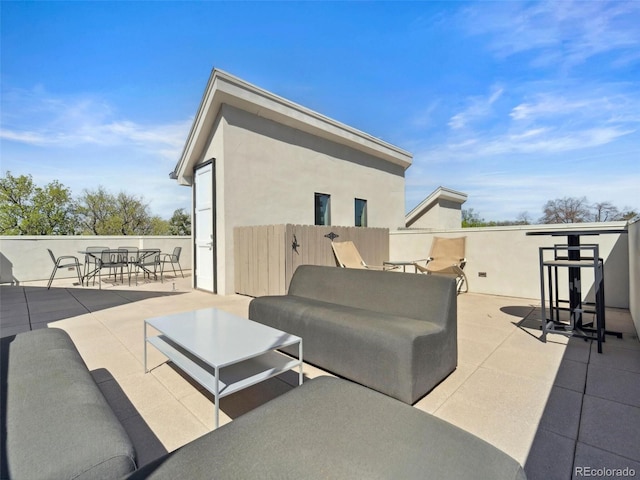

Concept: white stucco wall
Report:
left=628, top=218, right=640, bottom=334
left=197, top=105, right=407, bottom=294
left=390, top=223, right=630, bottom=308
left=408, top=199, right=463, bottom=229
left=0, top=236, right=191, bottom=284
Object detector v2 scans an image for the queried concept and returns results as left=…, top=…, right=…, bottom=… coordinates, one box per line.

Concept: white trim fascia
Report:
left=173, top=69, right=413, bottom=185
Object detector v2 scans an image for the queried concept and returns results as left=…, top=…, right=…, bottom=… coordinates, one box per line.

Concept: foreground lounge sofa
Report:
left=249, top=265, right=457, bottom=404
left=129, top=376, right=526, bottom=480
left=1, top=328, right=137, bottom=480
left=2, top=327, right=526, bottom=479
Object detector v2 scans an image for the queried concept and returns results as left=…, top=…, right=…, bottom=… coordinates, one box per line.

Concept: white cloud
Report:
left=509, top=91, right=640, bottom=124
left=0, top=87, right=191, bottom=160
left=0, top=87, right=194, bottom=217
left=411, top=101, right=440, bottom=129
left=420, top=126, right=634, bottom=162
left=406, top=164, right=640, bottom=220
left=448, top=86, right=504, bottom=130
left=462, top=0, right=640, bottom=69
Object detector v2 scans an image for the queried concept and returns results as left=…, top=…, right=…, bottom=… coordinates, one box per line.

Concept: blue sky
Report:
left=1, top=1, right=638, bottom=221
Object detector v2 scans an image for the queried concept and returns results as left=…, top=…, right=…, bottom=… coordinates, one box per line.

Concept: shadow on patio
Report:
left=1, top=281, right=638, bottom=478
left=0, top=285, right=187, bottom=338
left=514, top=307, right=640, bottom=479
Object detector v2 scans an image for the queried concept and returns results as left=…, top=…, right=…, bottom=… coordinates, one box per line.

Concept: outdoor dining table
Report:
left=526, top=228, right=627, bottom=330
left=78, top=248, right=161, bottom=286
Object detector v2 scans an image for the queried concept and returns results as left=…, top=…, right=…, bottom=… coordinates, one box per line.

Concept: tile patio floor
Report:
left=1, top=274, right=639, bottom=479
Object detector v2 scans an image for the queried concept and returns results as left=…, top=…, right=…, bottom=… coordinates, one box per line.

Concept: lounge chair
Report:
left=413, top=236, right=468, bottom=293
left=331, top=240, right=392, bottom=270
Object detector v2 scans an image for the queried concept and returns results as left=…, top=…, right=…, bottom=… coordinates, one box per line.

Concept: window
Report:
left=355, top=198, right=367, bottom=227
left=314, top=193, right=331, bottom=225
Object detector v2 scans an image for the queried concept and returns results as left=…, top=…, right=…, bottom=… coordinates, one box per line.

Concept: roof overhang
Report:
left=171, top=69, right=413, bottom=185
left=405, top=186, right=468, bottom=227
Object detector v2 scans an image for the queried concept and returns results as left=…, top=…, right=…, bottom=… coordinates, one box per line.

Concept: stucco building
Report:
left=172, top=69, right=413, bottom=294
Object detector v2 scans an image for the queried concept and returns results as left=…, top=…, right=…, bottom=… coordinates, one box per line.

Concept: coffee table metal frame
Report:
left=144, top=308, right=303, bottom=428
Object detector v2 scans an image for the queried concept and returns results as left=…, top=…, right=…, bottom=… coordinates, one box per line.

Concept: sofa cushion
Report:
left=249, top=294, right=452, bottom=403
left=2, top=328, right=137, bottom=480
left=287, top=265, right=455, bottom=326
left=127, top=377, right=526, bottom=480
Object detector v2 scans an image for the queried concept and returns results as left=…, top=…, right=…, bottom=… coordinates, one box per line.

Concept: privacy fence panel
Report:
left=234, top=224, right=389, bottom=297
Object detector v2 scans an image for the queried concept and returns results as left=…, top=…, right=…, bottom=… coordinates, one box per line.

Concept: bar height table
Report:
left=526, top=228, right=627, bottom=332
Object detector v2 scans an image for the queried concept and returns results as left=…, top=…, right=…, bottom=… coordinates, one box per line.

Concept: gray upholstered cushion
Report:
left=249, top=265, right=457, bottom=404
left=3, top=328, right=136, bottom=480
left=250, top=295, right=452, bottom=403
left=287, top=265, right=455, bottom=326
left=126, top=377, right=526, bottom=480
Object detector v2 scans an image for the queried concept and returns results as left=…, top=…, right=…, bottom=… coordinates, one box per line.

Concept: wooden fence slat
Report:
left=234, top=224, right=389, bottom=296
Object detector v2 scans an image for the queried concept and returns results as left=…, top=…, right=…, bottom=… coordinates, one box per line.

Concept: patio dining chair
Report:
left=135, top=249, right=160, bottom=283
left=93, top=249, right=131, bottom=286
left=412, top=236, right=468, bottom=293
left=159, top=247, right=184, bottom=281
left=83, top=246, right=108, bottom=285
left=47, top=249, right=82, bottom=289
left=119, top=246, right=140, bottom=274
left=331, top=241, right=392, bottom=270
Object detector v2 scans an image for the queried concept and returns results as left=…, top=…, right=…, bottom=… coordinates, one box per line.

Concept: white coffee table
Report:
left=144, top=308, right=303, bottom=428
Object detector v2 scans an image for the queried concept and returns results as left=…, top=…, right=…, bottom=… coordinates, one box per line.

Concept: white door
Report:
left=194, top=161, right=216, bottom=292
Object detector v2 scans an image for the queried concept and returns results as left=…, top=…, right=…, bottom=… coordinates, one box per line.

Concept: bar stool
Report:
left=547, top=244, right=605, bottom=327
left=538, top=244, right=606, bottom=353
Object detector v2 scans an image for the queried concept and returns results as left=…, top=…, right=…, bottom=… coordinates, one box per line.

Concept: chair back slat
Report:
left=331, top=241, right=366, bottom=269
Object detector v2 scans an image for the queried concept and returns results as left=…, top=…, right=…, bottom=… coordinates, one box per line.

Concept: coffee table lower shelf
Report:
left=145, top=335, right=302, bottom=427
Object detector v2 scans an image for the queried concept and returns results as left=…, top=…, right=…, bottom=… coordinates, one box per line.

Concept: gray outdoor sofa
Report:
left=1, top=327, right=526, bottom=479
left=1, top=328, right=137, bottom=480
left=249, top=265, right=458, bottom=404
left=128, top=376, right=526, bottom=480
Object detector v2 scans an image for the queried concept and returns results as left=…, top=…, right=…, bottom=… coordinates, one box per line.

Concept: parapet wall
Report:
left=390, top=222, right=631, bottom=309
left=0, top=236, right=191, bottom=284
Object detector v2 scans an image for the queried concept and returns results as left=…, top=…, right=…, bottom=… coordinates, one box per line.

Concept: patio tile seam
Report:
left=575, top=437, right=640, bottom=465
left=536, top=422, right=580, bottom=445
left=476, top=323, right=536, bottom=369
left=67, top=289, right=120, bottom=314
left=22, top=286, right=34, bottom=332
left=568, top=340, right=596, bottom=476
left=585, top=367, right=640, bottom=408
left=430, top=362, right=482, bottom=416
left=431, top=314, right=556, bottom=416
left=583, top=391, right=640, bottom=413
left=604, top=340, right=640, bottom=354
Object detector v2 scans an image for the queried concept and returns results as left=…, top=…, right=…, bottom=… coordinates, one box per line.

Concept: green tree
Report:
left=77, top=187, right=115, bottom=235
left=168, top=208, right=191, bottom=235
left=77, top=187, right=154, bottom=235
left=0, top=172, right=78, bottom=235
left=461, top=208, right=485, bottom=228
left=115, top=192, right=152, bottom=235
left=149, top=216, right=170, bottom=235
